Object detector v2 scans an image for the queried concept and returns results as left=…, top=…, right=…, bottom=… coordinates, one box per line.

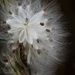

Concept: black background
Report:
left=57, top=0, right=75, bottom=75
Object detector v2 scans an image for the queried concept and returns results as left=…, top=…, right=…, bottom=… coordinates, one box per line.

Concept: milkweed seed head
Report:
left=0, top=0, right=67, bottom=75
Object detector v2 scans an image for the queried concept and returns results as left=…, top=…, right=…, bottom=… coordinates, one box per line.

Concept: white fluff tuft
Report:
left=0, top=0, right=67, bottom=75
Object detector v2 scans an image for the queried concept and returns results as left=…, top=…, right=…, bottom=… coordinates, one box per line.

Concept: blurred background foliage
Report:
left=0, top=0, right=75, bottom=75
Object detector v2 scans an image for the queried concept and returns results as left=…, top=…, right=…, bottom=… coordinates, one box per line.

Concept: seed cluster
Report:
left=0, top=1, right=64, bottom=75
left=19, top=43, right=27, bottom=66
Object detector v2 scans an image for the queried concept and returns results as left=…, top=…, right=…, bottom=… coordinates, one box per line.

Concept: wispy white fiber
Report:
left=0, top=0, right=67, bottom=75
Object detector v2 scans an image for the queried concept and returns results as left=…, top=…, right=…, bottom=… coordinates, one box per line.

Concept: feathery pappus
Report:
left=0, top=0, right=67, bottom=75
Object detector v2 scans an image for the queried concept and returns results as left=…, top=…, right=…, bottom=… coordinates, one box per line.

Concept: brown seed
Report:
left=18, top=2, right=22, bottom=6
left=1, top=20, right=6, bottom=24
left=43, top=8, right=48, bottom=12
left=40, top=22, right=44, bottom=26
left=3, top=59, right=8, bottom=63
left=31, top=44, right=33, bottom=48
left=46, top=29, right=50, bottom=32
left=13, top=50, right=16, bottom=53
left=37, top=49, right=41, bottom=54
left=9, top=11, right=12, bottom=15
left=6, top=25, right=11, bottom=29
left=37, top=39, right=40, bottom=43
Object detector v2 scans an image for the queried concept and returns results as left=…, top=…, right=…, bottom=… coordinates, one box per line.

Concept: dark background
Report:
left=56, top=0, right=75, bottom=75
